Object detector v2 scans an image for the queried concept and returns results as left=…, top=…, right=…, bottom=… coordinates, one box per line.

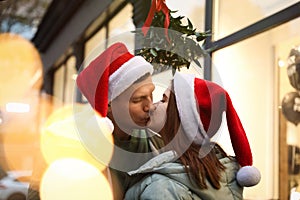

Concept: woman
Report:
left=124, top=72, right=260, bottom=200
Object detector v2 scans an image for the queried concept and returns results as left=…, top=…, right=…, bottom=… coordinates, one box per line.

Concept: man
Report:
left=107, top=73, right=155, bottom=140
left=76, top=42, right=164, bottom=199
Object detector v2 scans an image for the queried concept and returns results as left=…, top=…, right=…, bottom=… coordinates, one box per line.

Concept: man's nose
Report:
left=143, top=97, right=154, bottom=112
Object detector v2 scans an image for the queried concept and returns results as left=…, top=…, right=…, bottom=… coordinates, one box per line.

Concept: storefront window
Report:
left=85, top=29, right=106, bottom=61
left=52, top=56, right=77, bottom=106
left=212, top=17, right=300, bottom=199
left=277, top=32, right=300, bottom=200
left=107, top=3, right=135, bottom=48
left=214, top=0, right=299, bottom=40
left=53, top=64, right=65, bottom=108
left=84, top=4, right=135, bottom=67
left=64, top=56, right=77, bottom=104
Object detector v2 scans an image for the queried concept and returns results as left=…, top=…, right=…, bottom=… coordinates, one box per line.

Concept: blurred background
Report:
left=0, top=0, right=300, bottom=199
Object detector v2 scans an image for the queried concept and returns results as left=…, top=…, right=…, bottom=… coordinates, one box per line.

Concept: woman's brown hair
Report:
left=160, top=85, right=227, bottom=189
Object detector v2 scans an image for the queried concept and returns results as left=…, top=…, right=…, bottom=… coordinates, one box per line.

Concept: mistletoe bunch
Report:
left=134, top=8, right=210, bottom=74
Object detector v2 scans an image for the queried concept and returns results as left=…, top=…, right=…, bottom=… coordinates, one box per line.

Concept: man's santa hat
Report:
left=173, top=72, right=261, bottom=187
left=76, top=42, right=153, bottom=130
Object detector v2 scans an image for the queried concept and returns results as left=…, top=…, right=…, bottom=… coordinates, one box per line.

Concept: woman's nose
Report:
left=148, top=103, right=157, bottom=113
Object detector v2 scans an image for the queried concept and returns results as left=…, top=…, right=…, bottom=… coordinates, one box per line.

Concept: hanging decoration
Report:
left=287, top=45, right=300, bottom=91
left=281, top=91, right=300, bottom=126
left=142, top=0, right=170, bottom=42
left=134, top=0, right=210, bottom=74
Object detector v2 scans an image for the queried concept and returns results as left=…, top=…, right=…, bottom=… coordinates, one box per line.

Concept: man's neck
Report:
left=113, top=124, right=131, bottom=141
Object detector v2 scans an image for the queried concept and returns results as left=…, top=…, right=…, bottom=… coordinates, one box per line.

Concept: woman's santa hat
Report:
left=173, top=72, right=261, bottom=187
left=76, top=42, right=153, bottom=131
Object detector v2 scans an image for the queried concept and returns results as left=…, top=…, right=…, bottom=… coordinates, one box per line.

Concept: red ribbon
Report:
left=142, top=0, right=170, bottom=42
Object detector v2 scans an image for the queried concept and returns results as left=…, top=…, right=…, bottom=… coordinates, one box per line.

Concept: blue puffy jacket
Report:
left=124, top=149, right=243, bottom=200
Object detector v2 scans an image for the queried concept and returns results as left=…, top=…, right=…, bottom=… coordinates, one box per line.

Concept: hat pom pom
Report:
left=237, top=166, right=261, bottom=187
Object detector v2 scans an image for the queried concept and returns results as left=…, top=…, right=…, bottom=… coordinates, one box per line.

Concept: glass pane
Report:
left=53, top=64, right=65, bottom=106
left=85, top=28, right=106, bottom=61
left=167, top=0, right=205, bottom=32
left=212, top=17, right=300, bottom=199
left=107, top=3, right=135, bottom=47
left=64, top=56, right=77, bottom=104
left=276, top=30, right=300, bottom=200
left=109, top=4, right=135, bottom=37
left=214, top=0, right=299, bottom=40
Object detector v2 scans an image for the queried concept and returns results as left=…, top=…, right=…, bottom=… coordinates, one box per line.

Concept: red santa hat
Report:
left=173, top=72, right=261, bottom=187
left=76, top=42, right=153, bottom=118
left=76, top=42, right=153, bottom=135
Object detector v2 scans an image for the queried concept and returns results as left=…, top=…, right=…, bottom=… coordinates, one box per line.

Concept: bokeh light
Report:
left=0, top=91, right=51, bottom=171
left=0, top=33, right=44, bottom=171
left=40, top=158, right=113, bottom=200
left=41, top=103, right=114, bottom=171
left=0, top=33, right=43, bottom=106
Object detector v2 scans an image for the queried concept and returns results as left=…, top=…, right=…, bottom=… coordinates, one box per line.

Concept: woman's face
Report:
left=147, top=88, right=170, bottom=133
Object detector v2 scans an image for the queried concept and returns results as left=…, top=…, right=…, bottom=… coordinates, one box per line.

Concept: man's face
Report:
left=110, top=76, right=155, bottom=132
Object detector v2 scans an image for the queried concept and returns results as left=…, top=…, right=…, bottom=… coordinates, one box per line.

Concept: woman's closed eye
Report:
left=161, top=93, right=169, bottom=103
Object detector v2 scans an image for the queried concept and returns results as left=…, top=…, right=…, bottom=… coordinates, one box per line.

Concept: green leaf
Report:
left=187, top=18, right=193, bottom=30
left=193, top=59, right=202, bottom=68
left=150, top=48, right=158, bottom=57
